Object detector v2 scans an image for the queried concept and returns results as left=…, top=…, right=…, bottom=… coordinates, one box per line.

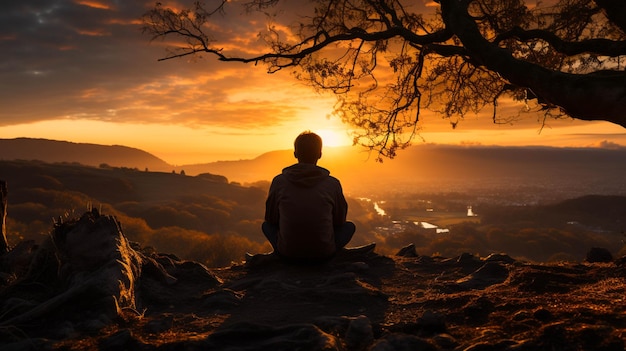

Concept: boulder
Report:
left=585, top=247, right=613, bottom=263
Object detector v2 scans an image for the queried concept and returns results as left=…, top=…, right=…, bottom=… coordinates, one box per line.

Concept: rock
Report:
left=345, top=315, right=374, bottom=350
left=577, top=324, right=624, bottom=351
left=202, top=288, right=243, bottom=309
left=512, top=310, right=531, bottom=321
left=461, top=342, right=498, bottom=351
left=0, top=240, right=38, bottom=278
left=509, top=265, right=587, bottom=294
left=484, top=253, right=515, bottom=264
left=416, top=310, right=447, bottom=335
left=144, top=314, right=174, bottom=334
left=98, top=329, right=145, bottom=351
left=370, top=334, right=438, bottom=351
left=245, top=251, right=280, bottom=268
left=337, top=261, right=370, bottom=273
left=346, top=242, right=377, bottom=253
left=457, top=252, right=480, bottom=264
left=1, top=338, right=53, bottom=351
left=456, top=262, right=509, bottom=289
left=205, top=322, right=340, bottom=350
left=142, top=256, right=177, bottom=285
left=0, top=210, right=143, bottom=328
left=395, top=243, right=418, bottom=257
left=533, top=308, right=553, bottom=322
left=585, top=247, right=613, bottom=263
left=462, top=296, right=495, bottom=325
left=432, top=333, right=458, bottom=349
left=140, top=254, right=221, bottom=307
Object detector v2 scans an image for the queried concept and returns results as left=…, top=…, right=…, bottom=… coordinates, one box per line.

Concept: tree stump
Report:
left=0, top=181, right=7, bottom=254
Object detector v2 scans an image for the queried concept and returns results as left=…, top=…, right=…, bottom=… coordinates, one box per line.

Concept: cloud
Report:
left=75, top=1, right=112, bottom=10
left=595, top=140, right=624, bottom=149
left=1, top=0, right=621, bottom=153
left=0, top=0, right=314, bottom=129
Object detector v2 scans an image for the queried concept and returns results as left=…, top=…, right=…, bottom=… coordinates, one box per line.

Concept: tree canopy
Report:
left=143, top=0, right=626, bottom=158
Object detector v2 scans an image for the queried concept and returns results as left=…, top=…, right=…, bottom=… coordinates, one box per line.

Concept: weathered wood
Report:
left=0, top=181, right=7, bottom=254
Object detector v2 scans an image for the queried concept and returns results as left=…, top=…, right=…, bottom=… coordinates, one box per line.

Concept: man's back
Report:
left=265, top=163, right=347, bottom=259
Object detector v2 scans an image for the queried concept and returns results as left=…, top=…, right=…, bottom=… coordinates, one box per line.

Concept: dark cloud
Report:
left=0, top=1, right=430, bottom=130
left=0, top=0, right=301, bottom=128
left=1, top=1, right=142, bottom=121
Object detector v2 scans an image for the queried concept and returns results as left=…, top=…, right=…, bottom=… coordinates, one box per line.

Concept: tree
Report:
left=143, top=0, right=626, bottom=159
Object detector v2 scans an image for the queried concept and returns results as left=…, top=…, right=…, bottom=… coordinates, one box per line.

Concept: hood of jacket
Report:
left=281, top=163, right=330, bottom=188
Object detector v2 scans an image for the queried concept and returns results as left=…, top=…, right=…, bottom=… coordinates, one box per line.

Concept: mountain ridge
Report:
left=175, top=143, right=626, bottom=197
left=0, top=137, right=171, bottom=171
left=3, top=138, right=626, bottom=198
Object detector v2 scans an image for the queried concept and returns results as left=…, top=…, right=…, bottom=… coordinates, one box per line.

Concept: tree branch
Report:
left=441, top=0, right=626, bottom=127
left=494, top=27, right=626, bottom=56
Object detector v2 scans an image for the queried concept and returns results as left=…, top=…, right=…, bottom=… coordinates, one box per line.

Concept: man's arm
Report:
left=333, top=181, right=348, bottom=226
left=264, top=178, right=280, bottom=224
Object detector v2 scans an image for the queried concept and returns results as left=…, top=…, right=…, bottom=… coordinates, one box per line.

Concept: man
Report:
left=262, top=131, right=355, bottom=262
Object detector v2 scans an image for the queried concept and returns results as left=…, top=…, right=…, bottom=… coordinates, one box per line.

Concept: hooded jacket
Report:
left=264, top=163, right=348, bottom=259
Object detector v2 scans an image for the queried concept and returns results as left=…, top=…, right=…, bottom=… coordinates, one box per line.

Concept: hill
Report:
left=0, top=138, right=171, bottom=171
left=3, top=138, right=625, bottom=200
left=0, top=160, right=270, bottom=267
left=176, top=144, right=626, bottom=198
left=0, top=210, right=624, bottom=350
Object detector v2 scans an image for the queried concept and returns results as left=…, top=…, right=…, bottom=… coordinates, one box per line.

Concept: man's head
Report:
left=294, top=131, right=322, bottom=164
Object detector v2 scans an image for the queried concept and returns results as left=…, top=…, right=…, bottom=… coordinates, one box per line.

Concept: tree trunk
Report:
left=441, top=0, right=626, bottom=127
left=0, top=181, right=8, bottom=254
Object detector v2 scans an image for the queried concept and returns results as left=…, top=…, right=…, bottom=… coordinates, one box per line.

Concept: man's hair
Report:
left=294, top=131, right=322, bottom=163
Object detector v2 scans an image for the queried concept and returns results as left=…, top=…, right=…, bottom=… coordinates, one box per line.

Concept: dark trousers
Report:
left=261, top=221, right=356, bottom=255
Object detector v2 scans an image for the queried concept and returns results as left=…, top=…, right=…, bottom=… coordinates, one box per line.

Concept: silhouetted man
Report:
left=262, top=131, right=355, bottom=262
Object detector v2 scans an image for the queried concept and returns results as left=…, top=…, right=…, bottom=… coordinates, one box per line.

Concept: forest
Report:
left=1, top=159, right=624, bottom=267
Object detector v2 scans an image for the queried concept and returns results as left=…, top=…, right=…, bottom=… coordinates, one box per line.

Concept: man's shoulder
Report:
left=328, top=173, right=341, bottom=180
left=270, top=173, right=287, bottom=184
left=324, top=174, right=344, bottom=188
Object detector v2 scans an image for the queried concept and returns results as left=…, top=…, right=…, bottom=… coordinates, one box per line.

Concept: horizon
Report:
left=3, top=136, right=626, bottom=168
left=1, top=2, right=626, bottom=165
left=3, top=137, right=626, bottom=204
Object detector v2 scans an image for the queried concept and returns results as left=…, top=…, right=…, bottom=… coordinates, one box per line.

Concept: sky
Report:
left=1, top=0, right=625, bottom=165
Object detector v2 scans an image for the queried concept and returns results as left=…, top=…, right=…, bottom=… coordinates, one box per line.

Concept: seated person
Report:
left=262, top=131, right=355, bottom=262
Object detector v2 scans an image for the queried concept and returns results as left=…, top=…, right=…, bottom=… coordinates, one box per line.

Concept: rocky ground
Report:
left=1, top=210, right=625, bottom=350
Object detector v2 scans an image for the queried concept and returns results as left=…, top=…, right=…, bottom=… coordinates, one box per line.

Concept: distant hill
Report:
left=0, top=138, right=171, bottom=171
left=176, top=144, right=626, bottom=198
left=3, top=138, right=626, bottom=199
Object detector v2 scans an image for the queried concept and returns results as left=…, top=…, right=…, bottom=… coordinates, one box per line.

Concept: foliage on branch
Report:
left=143, top=0, right=626, bottom=159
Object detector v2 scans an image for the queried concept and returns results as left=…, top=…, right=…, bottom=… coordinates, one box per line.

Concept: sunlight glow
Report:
left=0, top=120, right=286, bottom=165
left=1, top=113, right=624, bottom=166
left=314, top=128, right=353, bottom=147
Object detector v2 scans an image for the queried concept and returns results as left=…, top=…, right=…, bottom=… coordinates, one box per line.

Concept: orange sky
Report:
left=1, top=0, right=625, bottom=165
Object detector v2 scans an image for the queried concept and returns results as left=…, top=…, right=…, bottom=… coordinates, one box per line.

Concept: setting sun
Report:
left=313, top=128, right=353, bottom=147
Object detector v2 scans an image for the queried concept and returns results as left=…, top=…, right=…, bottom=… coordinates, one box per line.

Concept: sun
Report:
left=314, top=129, right=352, bottom=147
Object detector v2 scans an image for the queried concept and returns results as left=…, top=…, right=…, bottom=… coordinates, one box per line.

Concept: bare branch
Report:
left=494, top=27, right=626, bottom=56
left=143, top=0, right=626, bottom=159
